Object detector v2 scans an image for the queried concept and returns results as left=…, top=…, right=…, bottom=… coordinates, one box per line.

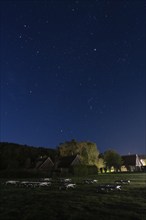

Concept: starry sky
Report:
left=0, top=0, right=145, bottom=154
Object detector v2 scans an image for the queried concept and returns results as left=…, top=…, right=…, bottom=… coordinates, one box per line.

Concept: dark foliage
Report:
left=0, top=142, right=57, bottom=171
left=71, top=165, right=98, bottom=176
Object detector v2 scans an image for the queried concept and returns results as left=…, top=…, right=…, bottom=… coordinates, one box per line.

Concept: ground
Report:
left=0, top=173, right=146, bottom=220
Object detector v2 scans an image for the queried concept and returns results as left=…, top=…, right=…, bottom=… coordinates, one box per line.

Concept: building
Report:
left=121, top=154, right=143, bottom=172
left=139, top=155, right=146, bottom=166
left=36, top=156, right=54, bottom=171
left=56, top=154, right=81, bottom=174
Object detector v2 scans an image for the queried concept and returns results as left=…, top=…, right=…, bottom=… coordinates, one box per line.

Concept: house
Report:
left=54, top=154, right=81, bottom=175
left=139, top=155, right=146, bottom=166
left=36, top=156, right=54, bottom=171
left=139, top=155, right=146, bottom=171
left=58, top=154, right=81, bottom=167
left=121, top=154, right=143, bottom=172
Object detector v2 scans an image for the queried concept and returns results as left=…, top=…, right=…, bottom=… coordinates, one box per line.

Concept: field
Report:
left=0, top=173, right=146, bottom=220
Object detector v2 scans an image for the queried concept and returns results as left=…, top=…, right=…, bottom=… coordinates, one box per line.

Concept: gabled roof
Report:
left=57, top=155, right=80, bottom=168
left=36, top=157, right=54, bottom=170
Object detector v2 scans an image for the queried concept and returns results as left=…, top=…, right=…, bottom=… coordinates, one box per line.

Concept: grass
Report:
left=0, top=173, right=146, bottom=220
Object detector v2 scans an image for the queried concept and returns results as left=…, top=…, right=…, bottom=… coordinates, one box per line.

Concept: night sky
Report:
left=0, top=0, right=145, bottom=154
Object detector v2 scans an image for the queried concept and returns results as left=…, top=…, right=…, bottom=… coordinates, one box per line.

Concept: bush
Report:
left=71, top=165, right=98, bottom=176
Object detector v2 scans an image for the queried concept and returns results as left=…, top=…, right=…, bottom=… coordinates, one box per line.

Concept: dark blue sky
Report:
left=0, top=0, right=145, bottom=154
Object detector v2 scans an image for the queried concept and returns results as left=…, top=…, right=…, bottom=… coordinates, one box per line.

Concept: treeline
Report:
left=0, top=140, right=123, bottom=174
left=0, top=142, right=56, bottom=170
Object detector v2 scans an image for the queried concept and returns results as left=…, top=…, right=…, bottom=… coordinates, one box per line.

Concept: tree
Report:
left=104, top=150, right=123, bottom=172
left=97, top=153, right=105, bottom=172
left=0, top=142, right=57, bottom=170
left=58, top=140, right=99, bottom=166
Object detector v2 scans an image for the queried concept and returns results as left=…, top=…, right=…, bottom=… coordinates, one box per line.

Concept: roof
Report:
left=122, top=154, right=143, bottom=166
left=36, top=157, right=54, bottom=170
left=57, top=155, right=80, bottom=168
left=122, top=155, right=137, bottom=166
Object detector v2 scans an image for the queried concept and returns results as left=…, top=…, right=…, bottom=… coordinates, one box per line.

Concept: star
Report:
left=90, top=105, right=93, bottom=110
left=29, top=90, right=33, bottom=95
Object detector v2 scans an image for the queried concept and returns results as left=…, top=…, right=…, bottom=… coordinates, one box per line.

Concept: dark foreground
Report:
left=0, top=173, right=146, bottom=220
